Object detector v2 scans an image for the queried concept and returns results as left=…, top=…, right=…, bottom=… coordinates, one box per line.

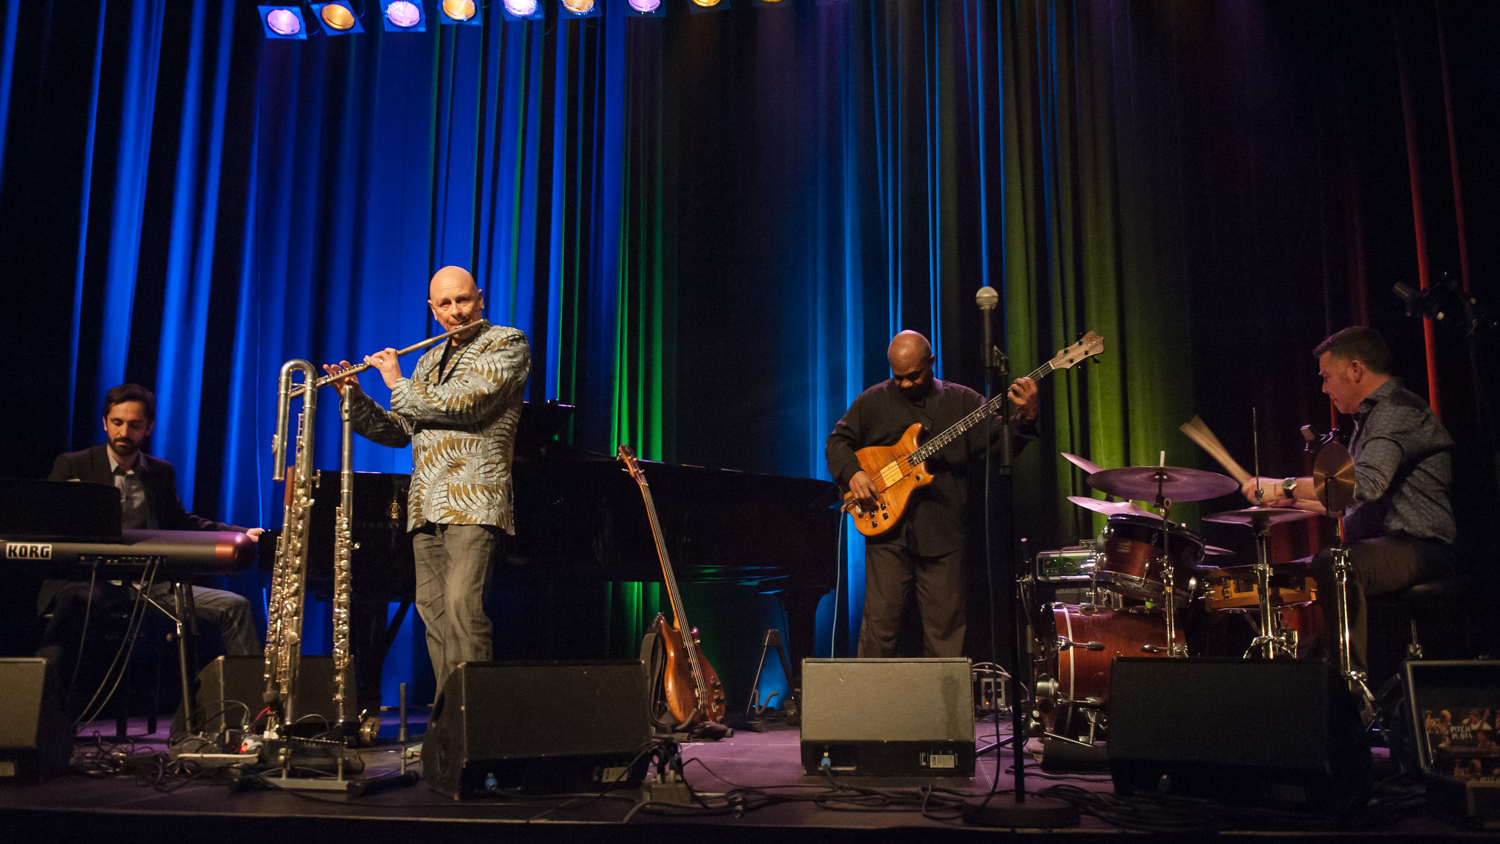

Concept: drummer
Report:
left=1239, top=326, right=1457, bottom=678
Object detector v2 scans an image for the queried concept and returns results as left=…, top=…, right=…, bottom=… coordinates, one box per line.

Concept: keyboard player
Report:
left=36, top=384, right=265, bottom=683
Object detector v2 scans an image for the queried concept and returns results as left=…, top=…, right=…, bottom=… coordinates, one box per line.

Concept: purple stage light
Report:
left=267, top=8, right=302, bottom=36
left=503, top=0, right=539, bottom=16
left=628, top=0, right=661, bottom=11
left=386, top=1, right=421, bottom=27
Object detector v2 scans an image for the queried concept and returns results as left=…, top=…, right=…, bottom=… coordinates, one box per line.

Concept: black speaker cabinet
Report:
left=424, top=661, right=652, bottom=799
left=0, top=658, right=72, bottom=785
left=799, top=658, right=975, bottom=777
left=1107, top=658, right=1372, bottom=811
left=174, top=655, right=346, bottom=735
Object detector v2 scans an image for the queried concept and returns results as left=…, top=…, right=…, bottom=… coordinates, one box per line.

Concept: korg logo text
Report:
left=5, top=543, right=52, bottom=560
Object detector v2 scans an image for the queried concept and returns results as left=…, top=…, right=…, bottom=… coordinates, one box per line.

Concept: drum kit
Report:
left=1032, top=450, right=1354, bottom=740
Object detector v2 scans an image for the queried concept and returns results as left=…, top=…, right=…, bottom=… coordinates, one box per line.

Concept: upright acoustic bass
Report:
left=844, top=331, right=1105, bottom=538
left=618, top=445, right=727, bottom=727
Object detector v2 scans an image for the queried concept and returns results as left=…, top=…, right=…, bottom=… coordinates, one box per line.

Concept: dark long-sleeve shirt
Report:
left=825, top=378, right=1035, bottom=556
left=1343, top=377, right=1455, bottom=545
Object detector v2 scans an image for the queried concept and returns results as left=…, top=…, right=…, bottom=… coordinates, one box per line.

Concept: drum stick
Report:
left=1179, top=415, right=1252, bottom=485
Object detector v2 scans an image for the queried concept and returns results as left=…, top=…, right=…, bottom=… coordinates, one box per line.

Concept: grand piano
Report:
left=266, top=402, right=842, bottom=710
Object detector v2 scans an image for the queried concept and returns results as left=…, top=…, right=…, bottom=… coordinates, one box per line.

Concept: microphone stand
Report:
left=968, top=289, right=1077, bottom=828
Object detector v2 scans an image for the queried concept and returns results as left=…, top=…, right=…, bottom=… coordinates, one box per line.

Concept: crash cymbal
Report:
left=1087, top=466, right=1241, bottom=503
left=1313, top=441, right=1356, bottom=513
left=1202, top=505, right=1318, bottom=527
left=1065, top=495, right=1160, bottom=519
left=1204, top=544, right=1236, bottom=556
left=1061, top=452, right=1106, bottom=476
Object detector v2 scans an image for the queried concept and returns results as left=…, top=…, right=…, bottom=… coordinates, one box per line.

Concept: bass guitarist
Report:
left=826, top=330, right=1039, bottom=658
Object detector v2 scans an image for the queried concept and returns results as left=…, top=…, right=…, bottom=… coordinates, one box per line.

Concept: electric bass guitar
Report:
left=843, top=331, right=1105, bottom=538
left=618, top=445, right=727, bottom=727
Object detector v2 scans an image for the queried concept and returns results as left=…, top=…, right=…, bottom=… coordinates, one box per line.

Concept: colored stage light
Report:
left=689, top=0, right=726, bottom=10
left=440, top=0, right=478, bottom=22
left=560, top=0, right=600, bottom=17
left=439, top=0, right=482, bottom=25
left=313, top=2, right=364, bottom=34
left=382, top=0, right=426, bottom=30
left=259, top=6, right=307, bottom=39
left=501, top=0, right=543, bottom=20
left=627, top=0, right=664, bottom=15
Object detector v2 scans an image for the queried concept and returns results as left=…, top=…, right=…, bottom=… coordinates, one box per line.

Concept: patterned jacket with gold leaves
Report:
left=347, top=323, right=530, bottom=534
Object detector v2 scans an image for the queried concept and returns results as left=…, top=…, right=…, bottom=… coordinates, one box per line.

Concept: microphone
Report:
left=976, top=286, right=999, bottom=371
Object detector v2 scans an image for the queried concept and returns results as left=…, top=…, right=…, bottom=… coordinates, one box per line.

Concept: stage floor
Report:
left=0, top=712, right=1484, bottom=843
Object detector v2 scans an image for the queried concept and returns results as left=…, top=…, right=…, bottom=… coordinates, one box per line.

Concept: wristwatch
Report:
left=1282, top=477, right=1299, bottom=500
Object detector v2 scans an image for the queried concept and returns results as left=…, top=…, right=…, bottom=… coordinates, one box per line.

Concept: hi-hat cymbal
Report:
left=1065, top=495, right=1160, bottom=519
left=1202, top=506, right=1318, bottom=527
left=1204, top=544, right=1236, bottom=556
left=1088, top=466, right=1241, bottom=502
left=1313, top=441, right=1356, bottom=513
left=1061, top=452, right=1106, bottom=476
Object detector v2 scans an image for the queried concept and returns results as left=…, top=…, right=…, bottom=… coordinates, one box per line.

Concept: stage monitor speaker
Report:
left=0, top=658, right=72, bottom=785
left=424, top=661, right=652, bottom=799
left=799, top=658, right=975, bottom=777
left=174, top=655, right=345, bottom=735
left=1107, top=658, right=1372, bottom=811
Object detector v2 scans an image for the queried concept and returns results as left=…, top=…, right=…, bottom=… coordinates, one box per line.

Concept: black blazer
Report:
left=38, top=445, right=244, bottom=613
left=47, top=445, right=239, bottom=533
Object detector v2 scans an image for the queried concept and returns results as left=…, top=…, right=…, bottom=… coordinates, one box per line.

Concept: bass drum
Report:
left=1034, top=603, right=1182, bottom=739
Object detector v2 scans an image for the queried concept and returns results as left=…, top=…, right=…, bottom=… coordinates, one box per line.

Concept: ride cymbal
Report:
left=1088, top=466, right=1240, bottom=503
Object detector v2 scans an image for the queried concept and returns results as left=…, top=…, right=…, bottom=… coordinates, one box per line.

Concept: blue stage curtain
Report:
left=2, top=1, right=1495, bottom=702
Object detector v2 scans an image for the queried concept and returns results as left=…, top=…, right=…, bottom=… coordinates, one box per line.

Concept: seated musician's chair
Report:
left=1366, top=573, right=1486, bottom=693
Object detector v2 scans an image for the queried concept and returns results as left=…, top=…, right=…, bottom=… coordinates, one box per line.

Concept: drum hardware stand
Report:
left=1242, top=411, right=1299, bottom=659
left=1237, top=514, right=1297, bottom=659
left=1306, top=438, right=1372, bottom=709
left=1330, top=530, right=1374, bottom=709
left=1145, top=454, right=1187, bottom=658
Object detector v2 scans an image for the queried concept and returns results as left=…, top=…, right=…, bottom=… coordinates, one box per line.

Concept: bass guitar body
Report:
left=844, top=423, right=933, bottom=538
left=619, top=444, right=728, bottom=729
left=838, top=331, right=1106, bottom=541
left=653, top=613, right=727, bottom=727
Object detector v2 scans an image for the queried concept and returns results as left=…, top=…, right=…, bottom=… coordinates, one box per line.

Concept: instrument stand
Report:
left=1241, top=514, right=1297, bottom=659
left=967, top=341, right=1078, bottom=829
left=1148, top=491, right=1187, bottom=658
left=734, top=629, right=798, bottom=730
left=137, top=580, right=202, bottom=735
left=1330, top=536, right=1375, bottom=709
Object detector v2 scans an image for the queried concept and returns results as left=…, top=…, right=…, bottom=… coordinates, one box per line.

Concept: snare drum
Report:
left=1098, top=514, right=1206, bottom=604
left=1202, top=564, right=1318, bottom=611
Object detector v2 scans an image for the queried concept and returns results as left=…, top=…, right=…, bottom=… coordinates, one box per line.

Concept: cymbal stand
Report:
left=1330, top=518, right=1373, bottom=705
left=1147, top=464, right=1186, bottom=657
left=1241, top=512, right=1297, bottom=659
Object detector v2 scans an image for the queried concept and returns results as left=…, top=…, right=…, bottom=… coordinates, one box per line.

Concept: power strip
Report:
left=171, top=750, right=261, bottom=768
